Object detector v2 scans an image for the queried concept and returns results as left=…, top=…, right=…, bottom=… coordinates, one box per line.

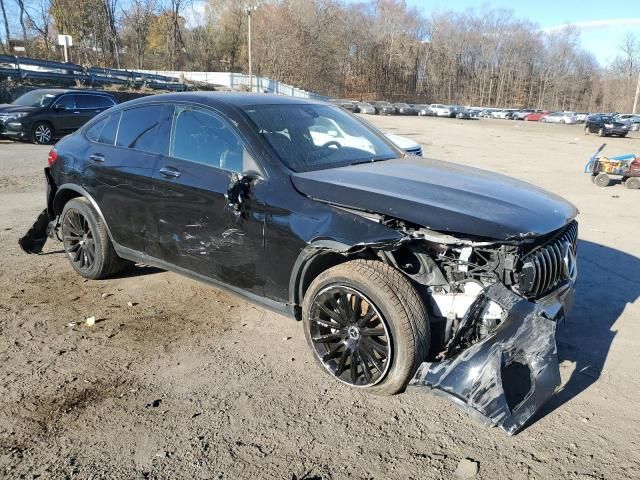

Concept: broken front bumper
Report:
left=408, top=280, right=575, bottom=435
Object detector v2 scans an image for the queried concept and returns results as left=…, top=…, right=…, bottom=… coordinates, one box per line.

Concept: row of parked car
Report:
left=332, top=99, right=639, bottom=138
left=482, top=108, right=638, bottom=137
left=331, top=100, right=480, bottom=119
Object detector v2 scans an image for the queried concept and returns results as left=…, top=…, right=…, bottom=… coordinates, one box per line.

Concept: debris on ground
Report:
left=85, top=316, right=96, bottom=326
left=454, top=457, right=479, bottom=479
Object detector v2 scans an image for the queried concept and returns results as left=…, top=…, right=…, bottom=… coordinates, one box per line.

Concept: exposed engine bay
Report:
left=369, top=215, right=578, bottom=434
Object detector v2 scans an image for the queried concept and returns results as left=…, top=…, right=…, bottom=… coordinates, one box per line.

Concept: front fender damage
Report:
left=408, top=281, right=574, bottom=435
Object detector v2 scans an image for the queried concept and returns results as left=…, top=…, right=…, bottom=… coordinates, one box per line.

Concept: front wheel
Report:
left=598, top=128, right=606, bottom=137
left=61, top=198, right=128, bottom=279
left=584, top=126, right=590, bottom=135
left=32, top=121, right=53, bottom=145
left=303, top=260, right=429, bottom=395
left=594, top=173, right=610, bottom=187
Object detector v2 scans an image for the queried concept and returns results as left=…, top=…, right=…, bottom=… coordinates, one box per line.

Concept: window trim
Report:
left=74, top=93, right=116, bottom=110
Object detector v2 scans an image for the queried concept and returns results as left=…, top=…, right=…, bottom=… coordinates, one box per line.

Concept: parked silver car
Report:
left=542, top=112, right=577, bottom=124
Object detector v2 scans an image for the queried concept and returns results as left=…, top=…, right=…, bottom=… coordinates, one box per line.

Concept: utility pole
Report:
left=247, top=8, right=252, bottom=93
left=245, top=4, right=259, bottom=93
left=633, top=70, right=640, bottom=114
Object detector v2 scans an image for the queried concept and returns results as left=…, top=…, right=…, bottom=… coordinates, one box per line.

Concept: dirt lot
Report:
left=1, top=117, right=639, bottom=479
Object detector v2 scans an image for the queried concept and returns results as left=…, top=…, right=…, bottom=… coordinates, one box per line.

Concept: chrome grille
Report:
left=518, top=221, right=578, bottom=298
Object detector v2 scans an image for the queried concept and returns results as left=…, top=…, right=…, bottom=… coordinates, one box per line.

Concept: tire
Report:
left=302, top=259, right=429, bottom=395
left=61, top=197, right=127, bottom=280
left=584, top=126, right=589, bottom=135
left=626, top=178, right=640, bottom=190
left=560, top=119, right=565, bottom=124
left=598, top=128, right=606, bottom=137
left=31, top=121, right=53, bottom=145
left=594, top=173, right=610, bottom=187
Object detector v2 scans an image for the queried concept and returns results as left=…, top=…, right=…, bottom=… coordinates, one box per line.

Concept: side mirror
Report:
left=53, top=104, right=66, bottom=112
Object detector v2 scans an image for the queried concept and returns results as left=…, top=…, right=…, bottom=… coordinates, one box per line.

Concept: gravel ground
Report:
left=0, top=117, right=639, bottom=479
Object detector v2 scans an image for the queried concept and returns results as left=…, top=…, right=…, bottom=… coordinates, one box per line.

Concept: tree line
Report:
left=1, top=0, right=638, bottom=113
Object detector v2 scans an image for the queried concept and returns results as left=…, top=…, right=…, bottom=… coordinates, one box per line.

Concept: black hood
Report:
left=0, top=105, right=38, bottom=114
left=291, top=157, right=578, bottom=240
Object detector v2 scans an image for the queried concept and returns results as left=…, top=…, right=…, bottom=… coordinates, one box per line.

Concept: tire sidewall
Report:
left=61, top=199, right=105, bottom=279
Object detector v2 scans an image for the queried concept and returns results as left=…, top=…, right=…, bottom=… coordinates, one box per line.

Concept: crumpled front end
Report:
left=408, top=280, right=575, bottom=434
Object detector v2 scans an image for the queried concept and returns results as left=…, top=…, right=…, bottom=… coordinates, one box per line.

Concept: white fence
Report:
left=129, top=70, right=328, bottom=100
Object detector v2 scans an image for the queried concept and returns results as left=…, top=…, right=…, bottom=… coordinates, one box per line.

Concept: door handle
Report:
left=89, top=153, right=105, bottom=162
left=159, top=166, right=181, bottom=178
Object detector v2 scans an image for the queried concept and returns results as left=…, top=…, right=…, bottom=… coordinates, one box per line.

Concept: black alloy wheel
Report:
left=308, top=285, right=391, bottom=387
left=62, top=209, right=96, bottom=272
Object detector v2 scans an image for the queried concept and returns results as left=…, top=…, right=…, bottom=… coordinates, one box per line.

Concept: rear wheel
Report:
left=584, top=126, right=590, bottom=135
left=61, top=198, right=127, bottom=279
left=303, top=260, right=429, bottom=395
left=594, top=173, right=610, bottom=187
left=626, top=178, right=640, bottom=190
left=598, top=128, right=606, bottom=137
left=31, top=121, right=53, bottom=145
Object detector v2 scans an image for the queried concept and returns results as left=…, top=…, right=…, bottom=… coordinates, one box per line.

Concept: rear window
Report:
left=86, top=112, right=121, bottom=145
left=116, top=105, right=167, bottom=154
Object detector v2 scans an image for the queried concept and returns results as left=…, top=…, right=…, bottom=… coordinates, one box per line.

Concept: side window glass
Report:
left=171, top=106, right=244, bottom=173
left=55, top=95, right=75, bottom=109
left=116, top=105, right=164, bottom=154
left=85, top=112, right=121, bottom=145
left=95, top=96, right=115, bottom=108
left=75, top=95, right=98, bottom=109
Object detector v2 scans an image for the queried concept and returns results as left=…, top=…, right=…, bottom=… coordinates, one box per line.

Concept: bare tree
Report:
left=0, top=0, right=11, bottom=52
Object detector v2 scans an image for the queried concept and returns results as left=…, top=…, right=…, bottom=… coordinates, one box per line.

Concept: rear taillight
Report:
left=47, top=149, right=58, bottom=166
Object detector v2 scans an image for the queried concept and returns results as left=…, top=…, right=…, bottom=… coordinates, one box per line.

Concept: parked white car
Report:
left=542, top=112, right=577, bottom=124
left=492, top=109, right=511, bottom=119
left=308, top=116, right=422, bottom=156
left=429, top=104, right=451, bottom=117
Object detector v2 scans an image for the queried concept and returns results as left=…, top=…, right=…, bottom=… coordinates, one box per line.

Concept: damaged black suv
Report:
left=23, top=93, right=578, bottom=434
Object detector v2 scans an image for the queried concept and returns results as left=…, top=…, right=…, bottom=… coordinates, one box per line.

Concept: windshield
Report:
left=243, top=103, right=401, bottom=172
left=12, top=90, right=58, bottom=108
left=601, top=116, right=614, bottom=122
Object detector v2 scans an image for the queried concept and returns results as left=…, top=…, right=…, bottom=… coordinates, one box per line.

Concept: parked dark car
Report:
left=584, top=114, right=630, bottom=137
left=412, top=104, right=433, bottom=116
left=352, top=102, right=375, bottom=114
left=21, top=93, right=578, bottom=435
left=454, top=108, right=473, bottom=119
left=370, top=101, right=396, bottom=115
left=0, top=88, right=116, bottom=144
left=393, top=103, right=416, bottom=115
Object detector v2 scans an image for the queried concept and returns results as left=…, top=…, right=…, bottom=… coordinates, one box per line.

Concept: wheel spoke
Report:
left=360, top=351, right=372, bottom=383
left=317, top=301, right=346, bottom=326
left=312, top=332, right=343, bottom=343
left=352, top=294, right=362, bottom=322
left=327, top=295, right=348, bottom=323
left=350, top=351, right=359, bottom=384
left=322, top=341, right=344, bottom=362
left=361, top=328, right=386, bottom=337
left=335, top=349, right=349, bottom=377
left=357, top=309, right=376, bottom=327
left=339, top=291, right=354, bottom=321
left=363, top=337, right=388, bottom=356
left=311, top=316, right=342, bottom=330
left=361, top=341, right=384, bottom=373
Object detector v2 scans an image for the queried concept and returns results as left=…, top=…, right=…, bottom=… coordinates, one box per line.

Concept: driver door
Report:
left=50, top=94, right=79, bottom=134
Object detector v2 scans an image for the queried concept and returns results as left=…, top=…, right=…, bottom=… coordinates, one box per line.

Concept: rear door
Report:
left=149, top=104, right=267, bottom=294
left=74, top=94, right=114, bottom=129
left=83, top=104, right=172, bottom=252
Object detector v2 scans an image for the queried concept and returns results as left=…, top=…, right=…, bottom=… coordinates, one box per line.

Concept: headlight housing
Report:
left=604, top=123, right=613, bottom=128
left=5, top=112, right=29, bottom=121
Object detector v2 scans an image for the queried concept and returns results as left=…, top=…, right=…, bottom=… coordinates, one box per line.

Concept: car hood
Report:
left=0, top=105, right=38, bottom=114
left=384, top=133, right=420, bottom=150
left=291, top=156, right=577, bottom=240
